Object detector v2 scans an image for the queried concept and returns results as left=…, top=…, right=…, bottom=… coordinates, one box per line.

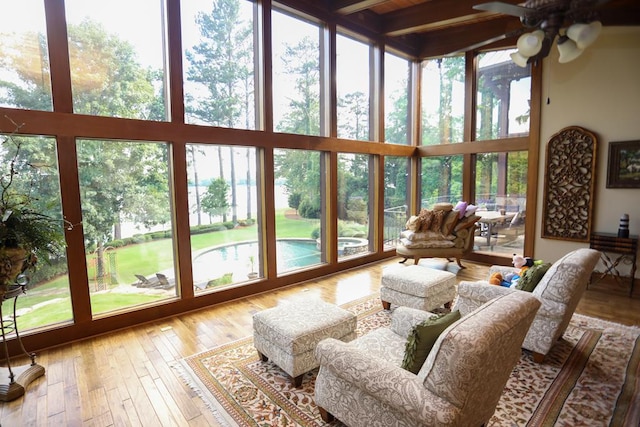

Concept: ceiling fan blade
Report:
left=473, top=2, right=535, bottom=18
left=448, top=27, right=526, bottom=56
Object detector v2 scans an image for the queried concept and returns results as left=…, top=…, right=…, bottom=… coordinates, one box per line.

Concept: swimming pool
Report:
left=191, top=237, right=369, bottom=286
left=192, top=239, right=321, bottom=282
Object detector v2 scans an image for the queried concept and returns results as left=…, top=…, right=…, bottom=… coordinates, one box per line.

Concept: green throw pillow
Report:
left=401, top=310, right=461, bottom=374
left=516, top=263, right=552, bottom=292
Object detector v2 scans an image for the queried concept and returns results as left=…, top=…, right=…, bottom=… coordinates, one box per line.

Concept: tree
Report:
left=275, top=36, right=320, bottom=135
left=201, top=178, right=230, bottom=221
left=274, top=149, right=321, bottom=219
left=185, top=0, right=253, bottom=225
left=338, top=91, right=369, bottom=140
left=288, top=193, right=302, bottom=214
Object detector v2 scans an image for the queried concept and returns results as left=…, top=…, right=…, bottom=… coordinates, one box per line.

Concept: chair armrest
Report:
left=454, top=281, right=516, bottom=315
left=537, top=298, right=567, bottom=318
left=390, top=306, right=439, bottom=338
left=315, top=338, right=454, bottom=422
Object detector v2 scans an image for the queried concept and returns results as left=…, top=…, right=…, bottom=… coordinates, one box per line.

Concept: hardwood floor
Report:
left=1, top=258, right=638, bottom=426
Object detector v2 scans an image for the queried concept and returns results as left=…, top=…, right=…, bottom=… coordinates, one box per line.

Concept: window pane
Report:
left=0, top=1, right=53, bottom=111
left=272, top=10, right=321, bottom=136
left=182, top=0, right=255, bottom=129
left=274, top=149, right=324, bottom=273
left=384, top=156, right=409, bottom=249
left=385, top=53, right=410, bottom=145
left=420, top=155, right=463, bottom=208
left=1, top=134, right=71, bottom=332
left=337, top=153, right=371, bottom=259
left=188, top=144, right=261, bottom=290
left=476, top=49, right=531, bottom=140
left=337, top=34, right=371, bottom=141
left=420, top=56, right=465, bottom=145
left=65, top=0, right=167, bottom=120
left=474, top=151, right=527, bottom=254
left=77, top=139, right=177, bottom=315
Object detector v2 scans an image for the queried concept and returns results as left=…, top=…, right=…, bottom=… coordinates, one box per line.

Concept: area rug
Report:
left=175, top=295, right=640, bottom=426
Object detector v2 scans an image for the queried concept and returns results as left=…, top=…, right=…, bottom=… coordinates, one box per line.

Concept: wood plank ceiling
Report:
left=282, top=0, right=640, bottom=59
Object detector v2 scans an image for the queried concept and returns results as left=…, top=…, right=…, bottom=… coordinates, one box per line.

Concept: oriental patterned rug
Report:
left=175, top=295, right=640, bottom=427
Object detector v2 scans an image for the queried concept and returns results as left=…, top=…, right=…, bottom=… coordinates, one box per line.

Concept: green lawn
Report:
left=13, top=209, right=320, bottom=330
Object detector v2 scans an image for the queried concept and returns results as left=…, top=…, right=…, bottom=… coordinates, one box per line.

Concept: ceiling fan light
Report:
left=557, top=38, right=584, bottom=63
left=510, top=51, right=530, bottom=68
left=567, top=21, right=602, bottom=50
left=516, top=30, right=544, bottom=57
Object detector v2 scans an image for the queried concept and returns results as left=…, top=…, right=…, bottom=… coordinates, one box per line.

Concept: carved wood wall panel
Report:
left=542, top=126, right=597, bottom=242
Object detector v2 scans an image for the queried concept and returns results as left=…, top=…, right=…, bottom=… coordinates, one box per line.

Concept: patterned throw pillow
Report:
left=418, top=209, right=433, bottom=232
left=401, top=310, right=461, bottom=374
left=441, top=210, right=460, bottom=235
left=430, top=209, right=447, bottom=232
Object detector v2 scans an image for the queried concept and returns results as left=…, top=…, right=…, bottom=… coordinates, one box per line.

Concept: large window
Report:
left=65, top=0, right=167, bottom=120
left=420, top=56, right=465, bottom=145
left=182, top=0, right=256, bottom=129
left=337, top=33, right=371, bottom=141
left=384, top=156, right=409, bottom=249
left=274, top=149, right=324, bottom=273
left=0, top=1, right=52, bottom=111
left=272, top=10, right=322, bottom=136
left=420, top=155, right=464, bottom=208
left=0, top=134, right=70, bottom=332
left=474, top=151, right=528, bottom=253
left=77, top=139, right=177, bottom=315
left=337, top=153, right=372, bottom=259
left=476, top=49, right=531, bottom=140
left=187, top=144, right=261, bottom=290
left=384, top=53, right=410, bottom=145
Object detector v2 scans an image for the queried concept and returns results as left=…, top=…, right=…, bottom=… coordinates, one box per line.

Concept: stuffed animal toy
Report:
left=489, top=255, right=542, bottom=288
left=489, top=272, right=502, bottom=286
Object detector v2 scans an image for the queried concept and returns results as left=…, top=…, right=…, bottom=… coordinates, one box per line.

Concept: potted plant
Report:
left=247, top=255, right=258, bottom=279
left=0, top=123, right=67, bottom=293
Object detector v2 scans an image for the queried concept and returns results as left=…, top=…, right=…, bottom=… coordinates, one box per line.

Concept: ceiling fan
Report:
left=472, top=0, right=610, bottom=66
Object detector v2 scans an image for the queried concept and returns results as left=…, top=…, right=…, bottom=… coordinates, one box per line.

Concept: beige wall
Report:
left=535, top=27, right=640, bottom=277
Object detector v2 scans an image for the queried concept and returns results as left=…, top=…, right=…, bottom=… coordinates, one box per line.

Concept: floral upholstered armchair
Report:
left=456, top=248, right=601, bottom=362
left=314, top=292, right=540, bottom=427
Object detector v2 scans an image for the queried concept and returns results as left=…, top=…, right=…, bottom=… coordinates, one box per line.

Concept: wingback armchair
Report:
left=314, top=292, right=540, bottom=427
left=455, top=248, right=601, bottom=362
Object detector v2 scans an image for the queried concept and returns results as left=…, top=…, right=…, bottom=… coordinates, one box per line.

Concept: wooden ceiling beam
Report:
left=418, top=16, right=522, bottom=58
left=333, top=0, right=388, bottom=15
left=382, top=0, right=523, bottom=37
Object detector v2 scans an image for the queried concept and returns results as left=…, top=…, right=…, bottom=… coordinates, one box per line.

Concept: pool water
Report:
left=192, top=239, right=322, bottom=280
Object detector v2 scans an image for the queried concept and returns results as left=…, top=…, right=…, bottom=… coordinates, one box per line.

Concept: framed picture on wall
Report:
left=606, top=140, right=640, bottom=188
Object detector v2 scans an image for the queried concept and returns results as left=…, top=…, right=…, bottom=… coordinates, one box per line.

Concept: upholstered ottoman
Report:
left=380, top=264, right=457, bottom=311
left=253, top=298, right=357, bottom=387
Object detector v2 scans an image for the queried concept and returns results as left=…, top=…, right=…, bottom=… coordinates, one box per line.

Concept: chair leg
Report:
left=455, top=258, right=466, bottom=269
left=318, top=407, right=335, bottom=422
left=292, top=374, right=303, bottom=388
left=399, top=257, right=408, bottom=264
left=257, top=351, right=268, bottom=362
left=381, top=300, right=391, bottom=310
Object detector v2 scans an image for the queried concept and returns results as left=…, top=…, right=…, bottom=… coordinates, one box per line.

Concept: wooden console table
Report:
left=589, top=232, right=638, bottom=296
left=0, top=279, right=45, bottom=401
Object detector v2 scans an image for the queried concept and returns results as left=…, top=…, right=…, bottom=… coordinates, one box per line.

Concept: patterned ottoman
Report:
left=380, top=264, right=457, bottom=311
left=253, top=298, right=357, bottom=387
